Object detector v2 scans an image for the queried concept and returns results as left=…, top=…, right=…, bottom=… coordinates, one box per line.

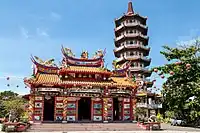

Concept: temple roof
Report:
left=59, top=66, right=111, bottom=75
left=25, top=73, right=136, bottom=88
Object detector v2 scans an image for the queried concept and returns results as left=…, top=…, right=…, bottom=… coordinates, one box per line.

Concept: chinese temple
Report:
left=113, top=1, right=162, bottom=118
left=24, top=47, right=138, bottom=123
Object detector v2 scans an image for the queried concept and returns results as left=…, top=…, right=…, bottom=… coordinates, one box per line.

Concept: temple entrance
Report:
left=78, top=97, right=91, bottom=121
left=113, top=98, right=120, bottom=121
left=43, top=96, right=55, bottom=121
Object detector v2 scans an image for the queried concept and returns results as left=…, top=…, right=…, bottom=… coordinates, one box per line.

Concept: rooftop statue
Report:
left=34, top=56, right=57, bottom=67
left=81, top=50, right=89, bottom=59
left=64, top=47, right=75, bottom=57
left=112, top=60, right=121, bottom=69
left=93, top=49, right=104, bottom=59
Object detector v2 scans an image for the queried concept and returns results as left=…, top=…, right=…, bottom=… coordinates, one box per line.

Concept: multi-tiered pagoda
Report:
left=113, top=2, right=162, bottom=119
left=24, top=47, right=137, bottom=123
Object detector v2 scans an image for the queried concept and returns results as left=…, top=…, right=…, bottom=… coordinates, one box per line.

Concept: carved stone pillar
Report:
left=103, top=98, right=108, bottom=122
left=62, top=97, right=68, bottom=122
left=132, top=98, right=137, bottom=121
left=28, top=95, right=34, bottom=123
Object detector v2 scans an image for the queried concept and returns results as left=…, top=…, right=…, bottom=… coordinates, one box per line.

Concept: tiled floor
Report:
left=28, top=123, right=143, bottom=132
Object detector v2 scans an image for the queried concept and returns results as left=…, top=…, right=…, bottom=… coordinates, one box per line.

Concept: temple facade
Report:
left=113, top=2, right=162, bottom=119
left=24, top=47, right=138, bottom=123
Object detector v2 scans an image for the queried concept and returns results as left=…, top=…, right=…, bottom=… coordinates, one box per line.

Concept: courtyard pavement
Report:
left=3, top=123, right=200, bottom=133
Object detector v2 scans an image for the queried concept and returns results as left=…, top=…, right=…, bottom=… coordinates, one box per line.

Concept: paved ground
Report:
left=24, top=123, right=200, bottom=132
left=28, top=123, right=143, bottom=132
left=161, top=123, right=200, bottom=132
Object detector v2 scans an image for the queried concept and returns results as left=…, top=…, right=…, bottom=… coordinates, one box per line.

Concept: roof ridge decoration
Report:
left=61, top=46, right=106, bottom=61
left=31, top=55, right=58, bottom=68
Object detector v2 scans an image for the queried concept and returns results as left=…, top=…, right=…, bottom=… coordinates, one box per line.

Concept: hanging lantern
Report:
left=16, top=85, right=19, bottom=88
left=25, top=86, right=27, bottom=88
left=7, top=84, right=10, bottom=87
left=153, top=69, right=158, bottom=72
left=186, top=63, right=191, bottom=68
left=161, top=75, right=165, bottom=79
left=6, top=77, right=10, bottom=80
left=175, top=62, right=181, bottom=65
left=170, top=71, right=174, bottom=75
left=154, top=86, right=156, bottom=88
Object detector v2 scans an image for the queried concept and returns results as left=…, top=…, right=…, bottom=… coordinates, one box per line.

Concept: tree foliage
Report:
left=0, top=91, right=27, bottom=121
left=154, top=39, right=200, bottom=124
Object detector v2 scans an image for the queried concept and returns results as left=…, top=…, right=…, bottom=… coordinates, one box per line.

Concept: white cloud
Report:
left=50, top=12, right=61, bottom=21
left=20, top=27, right=29, bottom=39
left=177, top=28, right=200, bottom=46
left=36, top=28, right=49, bottom=37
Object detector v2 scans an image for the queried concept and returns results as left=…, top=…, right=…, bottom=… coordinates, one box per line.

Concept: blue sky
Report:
left=0, top=0, right=200, bottom=94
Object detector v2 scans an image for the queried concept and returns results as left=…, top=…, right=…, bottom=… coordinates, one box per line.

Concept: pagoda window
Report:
left=131, top=62, right=134, bottom=67
left=130, top=52, right=134, bottom=56
left=130, top=41, right=133, bottom=44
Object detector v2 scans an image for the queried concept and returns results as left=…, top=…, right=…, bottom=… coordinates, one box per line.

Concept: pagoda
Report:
left=24, top=47, right=137, bottom=123
left=113, top=1, right=162, bottom=119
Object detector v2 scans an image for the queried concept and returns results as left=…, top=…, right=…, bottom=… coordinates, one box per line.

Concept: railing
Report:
left=125, top=44, right=150, bottom=50
left=114, top=44, right=150, bottom=52
left=124, top=55, right=151, bottom=62
left=148, top=104, right=162, bottom=109
left=115, top=33, right=148, bottom=42
left=130, top=67, right=149, bottom=72
left=136, top=103, right=148, bottom=108
left=125, top=22, right=147, bottom=29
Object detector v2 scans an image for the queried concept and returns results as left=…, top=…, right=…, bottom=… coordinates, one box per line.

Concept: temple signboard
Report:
left=37, top=88, right=61, bottom=92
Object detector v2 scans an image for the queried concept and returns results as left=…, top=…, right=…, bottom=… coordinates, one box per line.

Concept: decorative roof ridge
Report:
left=61, top=46, right=106, bottom=62
left=31, top=55, right=59, bottom=70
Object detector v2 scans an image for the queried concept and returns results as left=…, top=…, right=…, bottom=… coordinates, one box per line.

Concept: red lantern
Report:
left=186, top=63, right=191, bottom=68
left=154, top=69, right=158, bottom=72
left=161, top=75, right=165, bottom=79
left=170, top=71, right=174, bottom=75
left=175, top=62, right=181, bottom=65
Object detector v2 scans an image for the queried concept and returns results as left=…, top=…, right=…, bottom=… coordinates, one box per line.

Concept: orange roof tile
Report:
left=26, top=73, right=136, bottom=88
left=60, top=66, right=111, bottom=74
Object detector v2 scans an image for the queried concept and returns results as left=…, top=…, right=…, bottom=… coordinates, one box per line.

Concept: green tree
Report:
left=2, top=97, right=26, bottom=121
left=154, top=39, right=200, bottom=124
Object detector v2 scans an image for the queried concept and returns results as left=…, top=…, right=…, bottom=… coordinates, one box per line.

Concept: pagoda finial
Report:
left=127, top=0, right=134, bottom=15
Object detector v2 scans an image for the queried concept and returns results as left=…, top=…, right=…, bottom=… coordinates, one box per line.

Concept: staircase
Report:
left=27, top=123, right=143, bottom=132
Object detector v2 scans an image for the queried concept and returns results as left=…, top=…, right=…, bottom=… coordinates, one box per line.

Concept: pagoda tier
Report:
left=116, top=56, right=151, bottom=66
left=114, top=34, right=149, bottom=44
left=114, top=24, right=148, bottom=36
left=114, top=45, right=150, bottom=57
